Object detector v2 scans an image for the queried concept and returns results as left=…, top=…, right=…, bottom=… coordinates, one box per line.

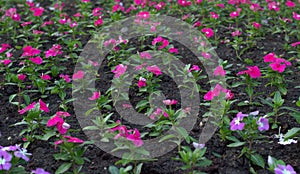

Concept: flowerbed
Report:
left=0, top=0, right=300, bottom=174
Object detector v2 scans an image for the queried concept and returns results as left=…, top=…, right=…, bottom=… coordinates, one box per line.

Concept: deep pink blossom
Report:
left=286, top=1, right=295, bottom=7
left=92, top=7, right=103, bottom=16
left=252, top=22, right=261, bottom=29
left=213, top=66, right=226, bottom=76
left=237, top=66, right=261, bottom=78
left=30, top=7, right=44, bottom=16
left=140, top=52, right=152, bottom=59
left=89, top=91, right=101, bottom=100
left=291, top=41, right=300, bottom=47
left=45, top=44, right=62, bottom=58
left=210, top=12, right=219, bottom=19
left=1, top=60, right=11, bottom=66
left=204, top=84, right=227, bottom=101
left=21, top=21, right=32, bottom=27
left=178, top=0, right=192, bottom=7
left=169, top=47, right=178, bottom=54
left=193, top=21, right=201, bottom=27
left=231, top=29, right=241, bottom=37
left=146, top=65, right=162, bottom=76
left=155, top=2, right=166, bottom=10
left=264, top=52, right=277, bottom=62
left=269, top=58, right=291, bottom=73
left=17, top=74, right=26, bottom=81
left=201, top=28, right=214, bottom=38
left=137, top=77, right=146, bottom=88
left=189, top=65, right=201, bottom=72
left=19, top=102, right=37, bottom=114
left=41, top=74, right=51, bottom=80
left=201, top=52, right=211, bottom=59
left=126, top=128, right=143, bottom=147
left=64, top=136, right=84, bottom=143
left=39, top=99, right=49, bottom=113
left=268, top=2, right=280, bottom=11
left=163, top=99, right=177, bottom=105
left=293, top=12, right=300, bottom=20
left=136, top=11, right=150, bottom=19
left=112, top=64, right=127, bottom=78
left=0, top=44, right=11, bottom=53
left=250, top=3, right=262, bottom=12
left=94, top=17, right=103, bottom=26
left=47, top=112, right=71, bottom=134
left=22, top=46, right=40, bottom=57
left=59, top=74, right=71, bottom=82
left=29, top=56, right=43, bottom=65
left=230, top=11, right=239, bottom=18
left=216, top=3, right=225, bottom=8
left=72, top=70, right=85, bottom=80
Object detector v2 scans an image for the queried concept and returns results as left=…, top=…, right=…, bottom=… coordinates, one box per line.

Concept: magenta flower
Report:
left=201, top=28, right=214, bottom=38
left=256, top=117, right=269, bottom=131
left=1, top=59, right=11, bottom=66
left=230, top=112, right=248, bottom=131
left=213, top=66, right=226, bottom=76
left=269, top=58, right=291, bottom=73
left=59, top=74, right=71, bottom=82
left=92, top=7, right=103, bottom=16
left=268, top=2, right=280, bottom=11
left=252, top=22, right=261, bottom=29
left=14, top=145, right=31, bottom=162
left=47, top=111, right=71, bottom=134
left=225, top=90, right=234, bottom=100
left=237, top=66, right=261, bottom=78
left=274, top=164, right=296, bottom=174
left=64, top=136, right=84, bottom=143
left=0, top=44, right=11, bottom=53
left=17, top=74, right=27, bottom=81
left=163, top=99, right=177, bottom=105
left=178, top=0, right=191, bottom=7
left=140, top=52, right=152, bottom=59
left=19, top=102, right=37, bottom=114
left=136, top=11, right=150, bottom=19
left=70, top=21, right=78, bottom=28
left=31, top=168, right=50, bottom=174
left=250, top=3, right=262, bottom=12
left=30, top=7, right=44, bottom=16
left=293, top=12, right=300, bottom=20
left=231, top=29, right=241, bottom=37
left=201, top=52, right=211, bottom=59
left=0, top=149, right=12, bottom=171
left=94, top=17, right=103, bottom=26
left=22, top=46, right=40, bottom=57
left=230, top=11, right=239, bottom=18
left=110, top=121, right=129, bottom=139
left=285, top=1, right=295, bottom=8
left=189, top=65, right=201, bottom=72
left=112, top=64, right=127, bottom=78
left=39, top=99, right=49, bottom=113
left=210, top=12, right=219, bottom=19
left=45, top=44, right=62, bottom=58
left=41, top=74, right=51, bottom=80
left=126, top=128, right=143, bottom=147
left=169, top=47, right=178, bottom=54
left=146, top=65, right=162, bottom=76
left=137, top=77, right=146, bottom=88
left=291, top=41, right=300, bottom=47
left=72, top=70, right=85, bottom=80
left=29, top=56, right=43, bottom=65
left=193, top=21, right=201, bottom=27
left=89, top=91, right=101, bottom=100
left=204, top=84, right=227, bottom=101
left=155, top=2, right=166, bottom=10
left=264, top=53, right=277, bottom=63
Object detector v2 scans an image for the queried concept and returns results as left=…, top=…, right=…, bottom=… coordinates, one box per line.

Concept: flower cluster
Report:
left=264, top=53, right=291, bottom=73
left=230, top=111, right=269, bottom=131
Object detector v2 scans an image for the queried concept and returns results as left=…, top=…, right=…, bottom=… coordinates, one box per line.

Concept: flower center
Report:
left=0, top=158, right=5, bottom=165
left=282, top=169, right=292, bottom=174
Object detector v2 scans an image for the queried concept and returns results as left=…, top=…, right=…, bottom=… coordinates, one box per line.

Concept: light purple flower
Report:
left=0, top=149, right=12, bottom=171
left=31, top=168, right=50, bottom=174
left=193, top=142, right=205, bottom=149
left=230, top=112, right=248, bottom=131
left=274, top=164, right=296, bottom=174
left=14, top=145, right=31, bottom=162
left=256, top=117, right=269, bottom=131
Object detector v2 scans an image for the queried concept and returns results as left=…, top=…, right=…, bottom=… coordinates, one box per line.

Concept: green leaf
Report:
left=109, top=166, right=120, bottom=174
left=53, top=153, right=70, bottom=161
left=227, top=142, right=246, bottom=147
left=158, top=134, right=177, bottom=142
left=134, top=163, right=143, bottom=174
left=55, top=163, right=72, bottom=174
left=37, top=131, right=56, bottom=141
left=135, top=100, right=149, bottom=109
left=250, top=154, right=265, bottom=168
left=284, top=128, right=300, bottom=140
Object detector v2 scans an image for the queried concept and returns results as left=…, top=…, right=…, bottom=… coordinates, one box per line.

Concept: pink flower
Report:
left=89, top=91, right=101, bottom=100
left=155, top=2, right=166, bottom=10
left=136, top=11, right=150, bottom=19
left=146, top=65, right=162, bottom=76
left=21, top=21, right=32, bottom=27
left=210, top=12, right=219, bottom=19
left=269, top=58, right=291, bottom=73
left=70, top=21, right=77, bottom=28
left=293, top=12, right=300, bottom=20
left=112, top=4, right=125, bottom=13
left=1, top=60, right=11, bottom=66
left=216, top=3, right=225, bottom=8
left=39, top=99, right=49, bottom=113
left=140, top=52, right=152, bottom=59
left=0, top=44, right=11, bottom=53
left=237, top=66, right=261, bottom=78
left=17, top=74, right=26, bottom=81
left=231, top=29, right=241, bottom=37
left=94, top=17, right=103, bottom=26
left=30, top=7, right=44, bottom=16
left=64, top=136, right=84, bottom=143
left=250, top=3, right=262, bottom=12
left=189, top=65, right=201, bottom=72
left=29, top=57, right=43, bottom=65
left=204, top=84, right=227, bottom=101
left=45, top=44, right=62, bottom=58
left=201, top=28, right=214, bottom=38
left=163, top=99, right=177, bottom=105
left=47, top=112, right=71, bottom=134
left=169, top=47, right=178, bottom=54
left=230, top=11, right=239, bottom=18
left=72, top=70, right=85, bottom=80
left=59, top=74, right=71, bottom=82
left=135, top=63, right=147, bottom=71
left=112, top=64, right=127, bottom=78
left=178, top=0, right=191, bottom=6
left=92, top=7, right=102, bottom=16
left=137, top=77, right=146, bottom=88
left=41, top=74, right=51, bottom=80
left=291, top=41, right=300, bottom=47
left=59, top=18, right=67, bottom=24
left=225, top=90, right=234, bottom=100
left=252, top=22, right=261, bottom=29
left=126, top=128, right=143, bottom=147
left=264, top=53, right=277, bottom=62
left=201, top=52, right=211, bottom=59
left=213, top=66, right=226, bottom=76
left=268, top=2, right=280, bottom=11
left=193, top=21, right=201, bottom=27
left=19, top=102, right=37, bottom=114
left=41, top=20, right=54, bottom=27
left=11, top=13, right=21, bottom=21
left=22, top=46, right=40, bottom=57
left=152, top=36, right=163, bottom=45
left=286, top=1, right=295, bottom=7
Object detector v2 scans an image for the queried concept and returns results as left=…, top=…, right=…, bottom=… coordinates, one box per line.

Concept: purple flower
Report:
left=0, top=149, right=12, bottom=171
left=230, top=112, right=248, bottom=131
left=31, top=168, right=50, bottom=174
left=274, top=164, right=296, bottom=174
left=256, top=117, right=269, bottom=131
left=14, top=145, right=31, bottom=162
left=193, top=142, right=205, bottom=149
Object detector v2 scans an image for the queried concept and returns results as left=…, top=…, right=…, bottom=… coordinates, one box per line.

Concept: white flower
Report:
left=274, top=133, right=298, bottom=145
